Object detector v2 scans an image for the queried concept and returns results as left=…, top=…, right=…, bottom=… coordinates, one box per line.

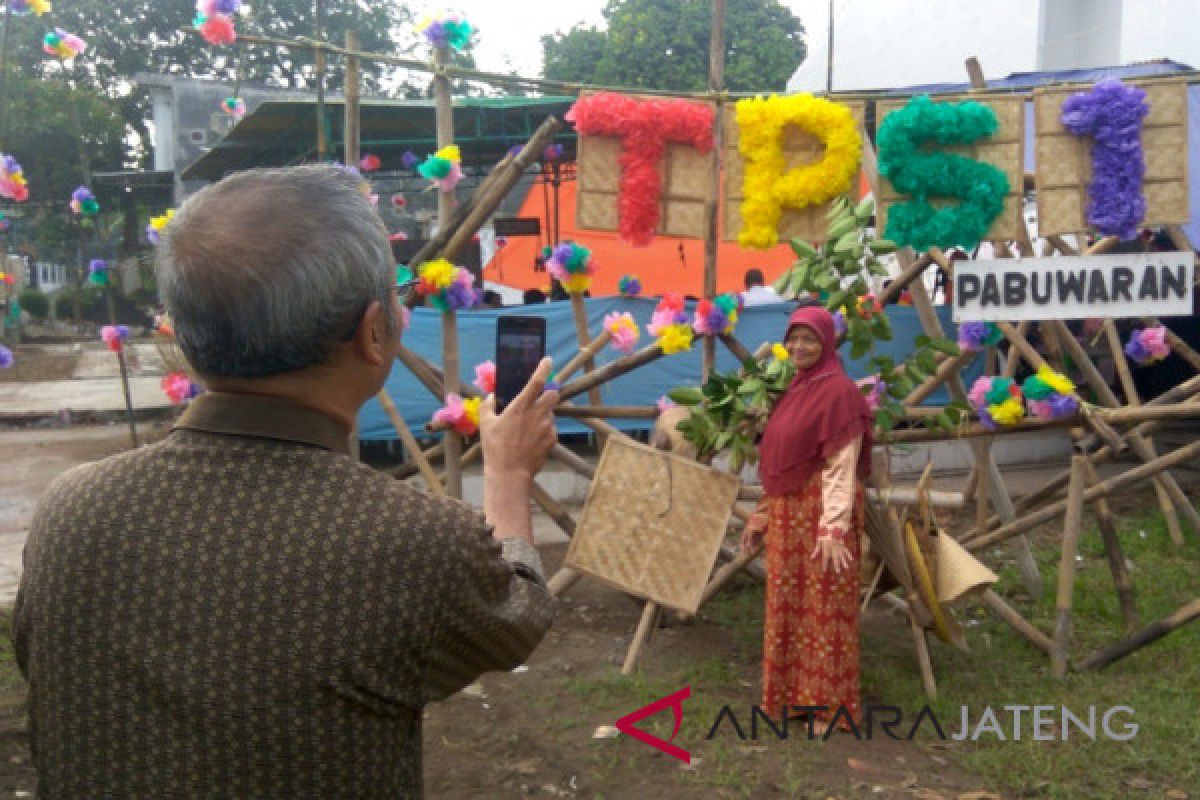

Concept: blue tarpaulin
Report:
left=358, top=298, right=981, bottom=440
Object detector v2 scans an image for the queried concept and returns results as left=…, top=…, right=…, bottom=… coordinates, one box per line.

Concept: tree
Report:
left=541, top=0, right=805, bottom=93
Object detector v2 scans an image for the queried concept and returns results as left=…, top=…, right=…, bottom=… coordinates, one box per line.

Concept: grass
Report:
left=861, top=507, right=1200, bottom=799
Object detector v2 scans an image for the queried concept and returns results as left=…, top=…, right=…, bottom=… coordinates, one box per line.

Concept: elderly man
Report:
left=13, top=166, right=557, bottom=798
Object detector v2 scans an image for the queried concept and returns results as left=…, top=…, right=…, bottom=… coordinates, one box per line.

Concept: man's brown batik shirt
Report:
left=13, top=392, right=554, bottom=798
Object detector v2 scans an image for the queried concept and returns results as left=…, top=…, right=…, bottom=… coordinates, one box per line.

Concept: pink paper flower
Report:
left=603, top=311, right=640, bottom=353
left=473, top=360, right=496, bottom=394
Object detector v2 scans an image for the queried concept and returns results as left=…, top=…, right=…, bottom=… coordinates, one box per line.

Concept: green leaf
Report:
left=915, top=335, right=932, bottom=347
left=854, top=196, right=875, bottom=223
left=667, top=387, right=704, bottom=405
left=850, top=336, right=870, bottom=360
left=826, top=288, right=850, bottom=314
left=876, top=408, right=896, bottom=431
left=871, top=239, right=899, bottom=255
left=917, top=349, right=938, bottom=374
left=772, top=271, right=792, bottom=294
left=833, top=231, right=859, bottom=254
left=826, top=215, right=856, bottom=242
left=871, top=314, right=893, bottom=342
left=790, top=238, right=818, bottom=259
left=737, top=378, right=765, bottom=395
left=930, top=336, right=961, bottom=356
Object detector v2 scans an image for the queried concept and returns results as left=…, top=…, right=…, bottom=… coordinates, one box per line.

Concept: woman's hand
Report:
left=810, top=535, right=851, bottom=573
left=740, top=511, right=768, bottom=555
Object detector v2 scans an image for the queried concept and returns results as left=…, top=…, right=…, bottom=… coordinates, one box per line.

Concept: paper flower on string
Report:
left=416, top=257, right=477, bottom=311
left=70, top=186, right=100, bottom=217
left=195, top=0, right=238, bottom=45
left=146, top=209, right=175, bottom=244
left=417, top=145, right=463, bottom=191
left=1021, top=366, right=1078, bottom=420
left=862, top=375, right=887, bottom=412
left=0, top=345, right=12, bottom=369
left=618, top=275, right=642, bottom=297
left=542, top=143, right=564, bottom=162
left=1060, top=80, right=1148, bottom=241
left=0, top=154, right=29, bottom=203
left=771, top=343, right=789, bottom=362
left=545, top=241, right=595, bottom=294
left=358, top=154, right=382, bottom=172
left=693, top=293, right=741, bottom=335
left=968, top=375, right=1025, bottom=429
left=957, top=320, right=1004, bottom=352
left=162, top=371, right=203, bottom=404
left=43, top=28, right=87, bottom=60
left=648, top=293, right=693, bottom=354
left=87, top=259, right=109, bottom=286
left=9, top=0, right=51, bottom=16
left=473, top=360, right=496, bottom=395
left=432, top=394, right=482, bottom=436
left=100, top=324, right=130, bottom=353
left=603, top=311, right=640, bottom=354
left=417, top=12, right=473, bottom=51
left=221, top=97, right=246, bottom=117
left=1125, top=326, right=1170, bottom=366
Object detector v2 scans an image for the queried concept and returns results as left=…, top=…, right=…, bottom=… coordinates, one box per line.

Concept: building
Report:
left=788, top=0, right=1200, bottom=92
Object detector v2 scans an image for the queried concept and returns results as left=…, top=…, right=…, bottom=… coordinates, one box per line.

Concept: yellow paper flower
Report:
left=735, top=93, right=863, bottom=250
left=771, top=343, right=790, bottom=361
left=659, top=324, right=694, bottom=355
left=561, top=274, right=591, bottom=294
left=1037, top=365, right=1075, bottom=396
left=149, top=209, right=175, bottom=232
left=462, top=396, right=482, bottom=429
left=434, top=144, right=461, bottom=163
left=30, top=0, right=52, bottom=14
left=418, top=258, right=457, bottom=289
left=990, top=396, right=1026, bottom=426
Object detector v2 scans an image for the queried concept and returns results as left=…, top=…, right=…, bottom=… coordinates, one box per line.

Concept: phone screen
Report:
left=495, top=317, right=546, bottom=411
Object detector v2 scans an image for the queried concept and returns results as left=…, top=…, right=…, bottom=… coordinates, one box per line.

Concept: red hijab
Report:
left=759, top=306, right=874, bottom=497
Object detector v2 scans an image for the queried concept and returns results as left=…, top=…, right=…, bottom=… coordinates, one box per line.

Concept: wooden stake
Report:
left=557, top=343, right=666, bottom=402
left=1076, top=596, right=1200, bottom=671
left=701, top=0, right=725, bottom=383
left=344, top=30, right=360, bottom=166
left=568, top=295, right=607, bottom=444
left=1080, top=458, right=1139, bottom=633
left=442, top=311, right=463, bottom=498
left=622, top=601, right=661, bottom=675
left=557, top=329, right=612, bottom=384
left=377, top=389, right=445, bottom=495
left=981, top=588, right=1054, bottom=654
left=1053, top=455, right=1086, bottom=678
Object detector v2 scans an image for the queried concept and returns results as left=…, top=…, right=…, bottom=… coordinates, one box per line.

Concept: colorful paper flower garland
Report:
left=222, top=97, right=246, bottom=118
left=162, top=372, right=203, bottom=404
left=195, top=0, right=240, bottom=46
left=693, top=293, right=741, bottom=335
left=545, top=241, right=594, bottom=294
left=1021, top=367, right=1078, bottom=420
left=1125, top=326, right=1170, bottom=365
left=146, top=209, right=175, bottom=244
left=735, top=93, right=863, bottom=249
left=417, top=12, right=473, bottom=51
left=87, top=259, right=109, bottom=286
left=877, top=95, right=1009, bottom=251
left=101, top=324, right=130, bottom=352
left=567, top=93, right=715, bottom=246
left=43, top=27, right=86, bottom=60
left=968, top=376, right=1025, bottom=429
left=418, top=145, right=463, bottom=192
left=618, top=275, right=642, bottom=297
left=1060, top=80, right=1148, bottom=241
left=1, top=155, right=28, bottom=203
left=433, top=394, right=481, bottom=436
left=647, top=293, right=693, bottom=354
left=70, top=186, right=99, bottom=217
left=603, top=311, right=640, bottom=354
left=956, top=320, right=1004, bottom=352
left=9, top=0, right=51, bottom=16
left=417, top=258, right=477, bottom=311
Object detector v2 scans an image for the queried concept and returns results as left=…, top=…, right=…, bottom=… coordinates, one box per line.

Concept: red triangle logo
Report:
left=615, top=685, right=691, bottom=764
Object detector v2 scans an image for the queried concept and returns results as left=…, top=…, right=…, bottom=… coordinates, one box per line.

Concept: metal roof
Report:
left=180, top=95, right=577, bottom=181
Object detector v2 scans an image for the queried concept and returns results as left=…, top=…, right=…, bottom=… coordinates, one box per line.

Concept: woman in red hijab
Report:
left=741, top=305, right=874, bottom=735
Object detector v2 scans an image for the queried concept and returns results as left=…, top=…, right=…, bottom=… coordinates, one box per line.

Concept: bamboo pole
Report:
left=555, top=405, right=659, bottom=419
left=878, top=253, right=935, bottom=307
left=981, top=589, right=1055, bottom=654
left=1102, top=319, right=1183, bottom=545
left=701, top=0, right=725, bottom=383
left=314, top=0, right=327, bottom=160
left=344, top=30, right=360, bottom=166
left=1080, top=458, right=1139, bottom=633
left=1053, top=455, right=1087, bottom=677
left=556, top=329, right=612, bottom=384
left=698, top=541, right=763, bottom=607
left=1141, top=317, right=1200, bottom=374
left=552, top=443, right=597, bottom=479
left=718, top=333, right=755, bottom=365
left=966, top=438, right=1200, bottom=551
left=568, top=295, right=606, bottom=445
left=556, top=343, right=666, bottom=402
left=392, top=442, right=444, bottom=480
left=622, top=601, right=661, bottom=675
left=377, top=389, right=445, bottom=495
left=1076, top=597, right=1200, bottom=671
left=530, top=479, right=576, bottom=537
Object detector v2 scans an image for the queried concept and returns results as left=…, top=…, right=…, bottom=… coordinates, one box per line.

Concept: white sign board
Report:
left=954, top=252, right=1194, bottom=322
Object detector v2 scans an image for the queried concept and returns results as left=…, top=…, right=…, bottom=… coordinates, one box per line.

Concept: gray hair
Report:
left=156, top=165, right=396, bottom=378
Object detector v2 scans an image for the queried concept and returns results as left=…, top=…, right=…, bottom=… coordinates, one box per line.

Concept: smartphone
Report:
left=495, top=315, right=547, bottom=411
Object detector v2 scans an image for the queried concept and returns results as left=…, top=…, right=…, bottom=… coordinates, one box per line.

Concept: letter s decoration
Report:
left=1060, top=79, right=1148, bottom=241
left=877, top=95, right=1010, bottom=251
left=568, top=93, right=715, bottom=246
left=734, top=93, right=863, bottom=250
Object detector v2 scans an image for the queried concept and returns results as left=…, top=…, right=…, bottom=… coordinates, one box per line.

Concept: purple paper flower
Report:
left=444, top=280, right=476, bottom=311
left=507, top=144, right=524, bottom=158
left=213, top=0, right=240, bottom=13
left=551, top=243, right=575, bottom=265
left=89, top=258, right=108, bottom=274
left=1045, top=393, right=1078, bottom=418
left=832, top=310, right=847, bottom=338
left=978, top=406, right=997, bottom=431
left=1061, top=80, right=1149, bottom=241
left=401, top=151, right=420, bottom=170
left=0, top=345, right=13, bottom=369
left=1125, top=335, right=1151, bottom=364
left=543, top=143, right=564, bottom=162
left=422, top=20, right=447, bottom=48
left=72, top=186, right=94, bottom=203
left=957, top=320, right=989, bottom=351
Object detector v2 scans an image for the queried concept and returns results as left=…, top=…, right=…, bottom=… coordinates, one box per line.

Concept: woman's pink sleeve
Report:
left=817, top=435, right=862, bottom=540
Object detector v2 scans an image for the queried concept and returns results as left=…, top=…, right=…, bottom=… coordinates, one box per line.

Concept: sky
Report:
left=407, top=0, right=816, bottom=84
